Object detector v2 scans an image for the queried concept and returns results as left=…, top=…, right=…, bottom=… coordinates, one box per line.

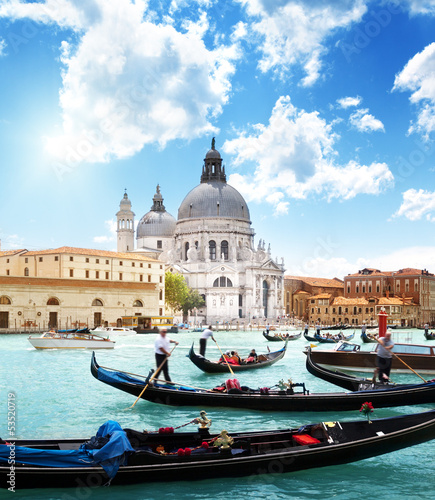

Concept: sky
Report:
left=1, top=0, right=435, bottom=279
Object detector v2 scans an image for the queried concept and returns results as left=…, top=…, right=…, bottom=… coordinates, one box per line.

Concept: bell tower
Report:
left=116, top=190, right=135, bottom=252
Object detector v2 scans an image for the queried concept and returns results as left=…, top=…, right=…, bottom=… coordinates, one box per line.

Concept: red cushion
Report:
left=292, top=434, right=321, bottom=445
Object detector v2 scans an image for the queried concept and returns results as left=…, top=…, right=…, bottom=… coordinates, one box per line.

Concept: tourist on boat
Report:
left=199, top=326, right=215, bottom=356
left=230, top=351, right=241, bottom=365
left=154, top=329, right=179, bottom=382
left=245, top=349, right=258, bottom=363
left=377, top=331, right=394, bottom=382
left=218, top=351, right=231, bottom=364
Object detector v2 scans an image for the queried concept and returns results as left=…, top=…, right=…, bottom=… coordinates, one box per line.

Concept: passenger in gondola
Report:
left=218, top=350, right=231, bottom=364
left=230, top=351, right=241, bottom=365
left=245, top=349, right=258, bottom=363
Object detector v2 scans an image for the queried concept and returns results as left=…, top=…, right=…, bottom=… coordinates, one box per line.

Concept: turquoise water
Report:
left=1, top=329, right=434, bottom=499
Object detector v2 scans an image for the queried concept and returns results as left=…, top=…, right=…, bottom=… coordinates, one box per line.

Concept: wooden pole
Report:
left=214, top=339, right=235, bottom=376
left=126, top=344, right=178, bottom=410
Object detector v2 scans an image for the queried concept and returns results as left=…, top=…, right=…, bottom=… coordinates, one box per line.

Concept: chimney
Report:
left=386, top=290, right=389, bottom=298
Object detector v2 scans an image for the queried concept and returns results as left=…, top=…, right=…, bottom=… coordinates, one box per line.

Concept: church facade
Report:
left=117, top=141, right=285, bottom=322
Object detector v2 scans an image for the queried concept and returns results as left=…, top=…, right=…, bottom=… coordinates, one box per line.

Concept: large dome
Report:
left=137, top=210, right=176, bottom=237
left=178, top=181, right=251, bottom=222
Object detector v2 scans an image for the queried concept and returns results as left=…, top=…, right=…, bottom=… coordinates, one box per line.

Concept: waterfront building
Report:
left=344, top=267, right=435, bottom=325
left=284, top=276, right=344, bottom=320
left=118, top=140, right=285, bottom=323
left=0, top=247, right=164, bottom=331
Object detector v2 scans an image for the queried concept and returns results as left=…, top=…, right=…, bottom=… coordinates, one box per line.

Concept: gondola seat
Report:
left=292, top=434, right=321, bottom=446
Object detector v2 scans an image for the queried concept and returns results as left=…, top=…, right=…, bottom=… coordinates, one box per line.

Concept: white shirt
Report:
left=201, top=328, right=213, bottom=340
left=154, top=334, right=171, bottom=354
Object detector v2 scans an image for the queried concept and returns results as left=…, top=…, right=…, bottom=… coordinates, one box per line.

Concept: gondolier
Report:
left=377, top=331, right=394, bottom=382
left=304, top=323, right=309, bottom=335
left=199, top=326, right=215, bottom=356
left=154, top=329, right=179, bottom=382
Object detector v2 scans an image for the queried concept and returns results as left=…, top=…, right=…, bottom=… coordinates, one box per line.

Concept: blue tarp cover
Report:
left=0, top=421, right=135, bottom=480
left=98, top=366, right=147, bottom=387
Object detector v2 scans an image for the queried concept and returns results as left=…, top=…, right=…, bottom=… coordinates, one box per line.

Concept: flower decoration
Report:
left=360, top=401, right=374, bottom=423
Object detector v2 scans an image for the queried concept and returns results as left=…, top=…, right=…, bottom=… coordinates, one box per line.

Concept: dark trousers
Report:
left=199, top=338, right=207, bottom=356
left=155, top=353, right=171, bottom=382
left=377, top=356, right=392, bottom=381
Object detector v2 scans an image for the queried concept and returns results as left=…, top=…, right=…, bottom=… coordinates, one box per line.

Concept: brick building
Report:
left=344, top=267, right=435, bottom=326
left=284, top=276, right=344, bottom=321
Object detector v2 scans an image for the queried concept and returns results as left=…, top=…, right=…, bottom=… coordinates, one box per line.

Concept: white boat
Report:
left=28, top=331, right=115, bottom=349
left=91, top=326, right=135, bottom=334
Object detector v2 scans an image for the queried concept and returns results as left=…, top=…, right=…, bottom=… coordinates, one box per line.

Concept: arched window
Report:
left=213, top=277, right=233, bottom=287
left=0, top=296, right=11, bottom=305
left=185, top=242, right=190, bottom=261
left=92, top=298, right=104, bottom=307
left=133, top=299, right=143, bottom=307
left=47, top=297, right=60, bottom=306
left=221, top=240, right=229, bottom=260
left=24, top=267, right=29, bottom=276
left=209, top=240, right=216, bottom=260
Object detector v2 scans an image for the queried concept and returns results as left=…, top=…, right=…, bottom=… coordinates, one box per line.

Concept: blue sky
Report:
left=1, top=0, right=435, bottom=278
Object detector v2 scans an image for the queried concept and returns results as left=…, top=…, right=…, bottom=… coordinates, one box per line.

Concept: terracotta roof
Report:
left=310, top=293, right=332, bottom=299
left=0, top=249, right=27, bottom=257
left=332, top=297, right=368, bottom=305
left=284, top=276, right=344, bottom=287
left=395, top=268, right=434, bottom=276
left=377, top=297, right=408, bottom=306
left=346, top=271, right=390, bottom=277
left=21, top=247, right=159, bottom=262
left=293, top=290, right=311, bottom=295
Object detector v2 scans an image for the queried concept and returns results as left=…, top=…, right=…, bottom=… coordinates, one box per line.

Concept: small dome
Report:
left=205, top=148, right=221, bottom=159
left=137, top=210, right=176, bottom=238
left=178, top=181, right=250, bottom=221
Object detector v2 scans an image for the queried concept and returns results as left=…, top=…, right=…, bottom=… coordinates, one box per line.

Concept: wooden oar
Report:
left=126, top=344, right=178, bottom=410
left=375, top=338, right=427, bottom=383
left=214, top=339, right=235, bottom=376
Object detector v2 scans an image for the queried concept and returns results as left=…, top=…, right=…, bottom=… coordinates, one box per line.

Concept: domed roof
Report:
left=205, top=148, right=221, bottom=159
left=178, top=181, right=251, bottom=222
left=137, top=185, right=176, bottom=238
left=137, top=210, right=176, bottom=237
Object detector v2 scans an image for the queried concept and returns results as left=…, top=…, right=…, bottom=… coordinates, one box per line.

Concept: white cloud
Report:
left=93, top=219, right=117, bottom=244
left=0, top=38, right=6, bottom=56
left=337, top=96, right=361, bottom=108
left=237, top=0, right=367, bottom=85
left=287, top=245, right=435, bottom=279
left=403, top=0, right=435, bottom=15
left=349, top=108, right=385, bottom=132
left=393, top=188, right=435, bottom=221
left=224, top=96, right=394, bottom=213
left=0, top=232, right=25, bottom=250
left=1, top=1, right=240, bottom=166
left=393, top=42, right=435, bottom=138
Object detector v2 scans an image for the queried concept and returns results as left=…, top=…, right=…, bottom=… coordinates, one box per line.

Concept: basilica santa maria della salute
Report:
left=117, top=140, right=285, bottom=322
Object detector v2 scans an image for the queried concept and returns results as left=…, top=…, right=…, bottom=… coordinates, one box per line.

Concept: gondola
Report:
left=262, top=331, right=302, bottom=341
left=425, top=331, right=435, bottom=340
left=90, top=353, right=435, bottom=411
left=187, top=341, right=287, bottom=373
left=306, top=347, right=402, bottom=391
left=304, top=331, right=354, bottom=343
left=361, top=330, right=378, bottom=343
left=320, top=324, right=351, bottom=330
left=2, top=411, right=435, bottom=489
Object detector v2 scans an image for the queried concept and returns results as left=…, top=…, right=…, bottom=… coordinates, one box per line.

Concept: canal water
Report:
left=1, top=329, right=434, bottom=499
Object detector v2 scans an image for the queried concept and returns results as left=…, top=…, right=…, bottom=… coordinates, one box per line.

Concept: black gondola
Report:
left=303, top=331, right=354, bottom=343
left=262, top=331, right=302, bottom=341
left=425, top=332, right=435, bottom=340
left=361, top=331, right=378, bottom=343
left=2, top=411, right=435, bottom=489
left=90, top=353, right=435, bottom=411
left=187, top=342, right=287, bottom=373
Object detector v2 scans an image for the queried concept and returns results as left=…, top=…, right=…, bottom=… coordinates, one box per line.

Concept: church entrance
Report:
left=0, top=311, right=8, bottom=328
left=263, top=280, right=268, bottom=318
left=49, top=312, right=58, bottom=328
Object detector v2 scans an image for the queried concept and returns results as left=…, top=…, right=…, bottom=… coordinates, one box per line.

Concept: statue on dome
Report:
left=211, top=137, right=216, bottom=150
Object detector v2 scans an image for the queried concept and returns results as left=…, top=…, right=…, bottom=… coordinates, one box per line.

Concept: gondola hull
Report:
left=361, top=331, right=377, bottom=343
left=2, top=411, right=435, bottom=489
left=90, top=354, right=435, bottom=411
left=425, top=332, right=435, bottom=340
left=263, top=331, right=301, bottom=341
left=187, top=342, right=287, bottom=373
